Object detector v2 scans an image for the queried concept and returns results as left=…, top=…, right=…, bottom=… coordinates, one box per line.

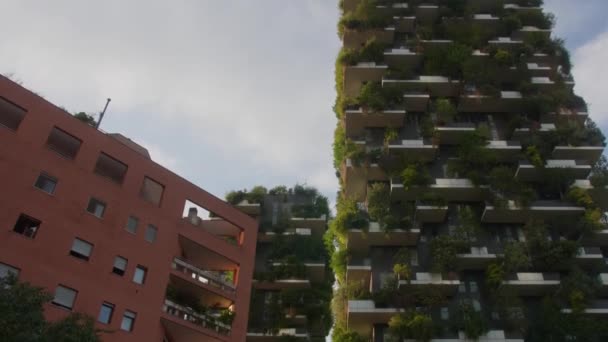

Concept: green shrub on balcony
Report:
left=423, top=44, right=472, bottom=79
left=590, top=156, right=608, bottom=187
left=401, top=164, right=432, bottom=190
left=430, top=234, right=470, bottom=273
left=338, top=38, right=388, bottom=65
left=337, top=0, right=393, bottom=37
left=367, top=182, right=391, bottom=221
left=489, top=166, right=537, bottom=207
left=388, top=311, right=434, bottom=342
left=453, top=301, right=488, bottom=340
left=357, top=82, right=403, bottom=111
left=524, top=220, right=579, bottom=270
left=558, top=267, right=600, bottom=313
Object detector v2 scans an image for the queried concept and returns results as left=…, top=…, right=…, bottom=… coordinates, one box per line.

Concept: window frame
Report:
left=45, top=126, right=82, bottom=160
left=98, top=302, right=115, bottom=324
left=125, top=216, right=138, bottom=234
left=112, top=256, right=128, bottom=276
left=12, top=214, right=41, bottom=239
left=120, top=310, right=137, bottom=332
left=0, top=96, right=27, bottom=131
left=0, top=262, right=20, bottom=279
left=139, top=177, right=165, bottom=206
left=94, top=152, right=128, bottom=185
left=86, top=197, right=107, bottom=218
left=132, top=265, right=147, bottom=285
left=33, top=172, right=58, bottom=195
left=69, top=238, right=94, bottom=261
left=144, top=224, right=158, bottom=243
left=52, top=285, right=78, bottom=311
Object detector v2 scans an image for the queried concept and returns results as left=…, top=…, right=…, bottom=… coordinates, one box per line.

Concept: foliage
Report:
left=488, top=167, right=536, bottom=207
left=338, top=38, right=388, bottom=65
left=73, top=112, right=96, bottom=126
left=434, top=98, right=457, bottom=124
left=485, top=263, right=505, bottom=290
left=429, top=234, right=470, bottom=273
left=401, top=164, right=432, bottom=189
left=367, top=182, right=391, bottom=222
left=334, top=125, right=347, bottom=169
left=357, top=82, right=403, bottom=110
left=423, top=44, right=472, bottom=79
left=225, top=185, right=268, bottom=205
left=388, top=311, right=433, bottom=342
left=525, top=145, right=544, bottom=168
left=384, top=128, right=399, bottom=147
left=454, top=301, right=488, bottom=340
left=524, top=220, right=579, bottom=270
left=393, top=263, right=411, bottom=282
left=591, top=155, right=608, bottom=187
left=0, top=275, right=102, bottom=342
left=269, top=235, right=327, bottom=263
left=503, top=242, right=532, bottom=273
left=558, top=267, right=600, bottom=313
left=269, top=185, right=289, bottom=196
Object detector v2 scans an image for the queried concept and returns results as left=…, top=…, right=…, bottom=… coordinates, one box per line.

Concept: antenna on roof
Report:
left=95, top=98, right=112, bottom=129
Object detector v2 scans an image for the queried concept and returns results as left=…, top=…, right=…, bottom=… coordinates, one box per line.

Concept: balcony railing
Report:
left=172, top=258, right=236, bottom=294
left=163, top=299, right=231, bottom=335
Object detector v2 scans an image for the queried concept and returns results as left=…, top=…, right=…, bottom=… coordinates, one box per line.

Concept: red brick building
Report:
left=0, top=75, right=258, bottom=341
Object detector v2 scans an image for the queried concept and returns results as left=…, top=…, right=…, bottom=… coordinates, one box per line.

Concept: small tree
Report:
left=73, top=112, right=96, bottom=127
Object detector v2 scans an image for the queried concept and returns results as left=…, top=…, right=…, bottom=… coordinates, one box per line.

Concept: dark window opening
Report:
left=87, top=198, right=106, bottom=218
left=46, top=127, right=82, bottom=159
left=112, top=256, right=127, bottom=276
left=0, top=96, right=26, bottom=131
left=144, top=225, right=157, bottom=243
left=34, top=173, right=57, bottom=194
left=94, top=153, right=128, bottom=184
left=13, top=214, right=41, bottom=238
left=140, top=177, right=164, bottom=206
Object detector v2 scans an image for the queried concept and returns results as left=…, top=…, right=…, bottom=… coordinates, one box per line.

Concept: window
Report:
left=133, top=266, right=147, bottom=285
left=13, top=214, right=41, bottom=238
left=126, top=216, right=138, bottom=234
left=144, top=225, right=157, bottom=243
left=440, top=307, right=449, bottom=320
left=121, top=310, right=136, bottom=332
left=0, top=96, right=26, bottom=131
left=94, top=153, right=128, bottom=184
left=70, top=238, right=93, bottom=261
left=98, top=302, right=115, bottom=324
left=34, top=173, right=57, bottom=194
left=140, top=177, right=164, bottom=206
left=112, top=256, right=127, bottom=276
left=46, top=127, right=82, bottom=159
left=52, top=285, right=77, bottom=310
left=0, top=262, right=20, bottom=279
left=470, top=281, right=479, bottom=293
left=87, top=198, right=106, bottom=218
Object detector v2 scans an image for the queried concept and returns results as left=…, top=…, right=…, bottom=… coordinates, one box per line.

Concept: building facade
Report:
left=0, top=75, right=258, bottom=342
left=225, top=186, right=333, bottom=341
left=332, top=0, right=608, bottom=341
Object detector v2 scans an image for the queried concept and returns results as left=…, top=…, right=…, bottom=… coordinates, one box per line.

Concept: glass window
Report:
left=140, top=177, right=164, bottom=206
left=133, top=266, right=147, bottom=285
left=112, top=256, right=127, bottom=276
left=46, top=127, right=82, bottom=159
left=70, top=238, right=93, bottom=261
left=0, top=96, right=26, bottom=131
left=473, top=300, right=481, bottom=312
left=440, top=307, right=449, bottom=320
left=94, top=153, right=128, bottom=184
left=470, top=281, right=478, bottom=293
left=0, top=262, right=20, bottom=279
left=87, top=198, right=106, bottom=218
left=98, top=302, right=114, bottom=324
left=13, top=214, right=41, bottom=238
left=34, top=173, right=57, bottom=194
left=126, top=216, right=138, bottom=234
left=121, top=310, right=136, bottom=332
left=144, top=225, right=157, bottom=243
left=52, top=286, right=77, bottom=310
left=458, top=283, right=466, bottom=293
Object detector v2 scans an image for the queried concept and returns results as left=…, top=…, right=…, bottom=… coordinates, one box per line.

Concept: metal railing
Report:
left=172, top=258, right=236, bottom=294
left=163, top=299, right=231, bottom=335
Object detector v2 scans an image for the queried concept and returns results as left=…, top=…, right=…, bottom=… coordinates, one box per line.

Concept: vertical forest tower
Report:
left=331, top=0, right=608, bottom=341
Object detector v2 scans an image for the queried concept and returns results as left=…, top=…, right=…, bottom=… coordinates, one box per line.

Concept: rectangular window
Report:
left=112, top=256, right=127, bottom=276
left=140, top=177, right=164, bottom=206
left=52, top=285, right=77, bottom=310
left=0, top=96, right=26, bottom=131
left=121, top=310, right=136, bottom=332
left=440, top=307, right=449, bottom=320
left=70, top=238, right=93, bottom=261
left=144, top=225, right=157, bottom=243
left=46, top=127, right=82, bottom=159
left=133, top=266, right=147, bottom=285
left=87, top=198, right=106, bottom=218
left=34, top=173, right=57, bottom=194
left=13, top=214, right=41, bottom=239
left=0, top=262, right=20, bottom=279
left=126, top=216, right=138, bottom=234
left=98, top=302, right=114, bottom=324
left=94, top=153, right=128, bottom=184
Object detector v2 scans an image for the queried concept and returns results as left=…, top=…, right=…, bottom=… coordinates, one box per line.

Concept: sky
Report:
left=1, top=0, right=608, bottom=210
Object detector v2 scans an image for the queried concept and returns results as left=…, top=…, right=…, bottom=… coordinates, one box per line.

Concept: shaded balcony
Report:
left=347, top=300, right=402, bottom=336
left=416, top=4, right=439, bottom=24
left=343, top=158, right=389, bottom=202
left=572, top=180, right=608, bottom=209
left=457, top=246, right=499, bottom=270
left=552, top=146, right=604, bottom=165
left=346, top=258, right=372, bottom=289
left=344, top=108, right=406, bottom=138
left=383, top=76, right=460, bottom=97
left=415, top=203, right=448, bottom=223
left=387, top=139, right=437, bottom=162
left=515, top=160, right=592, bottom=181
left=575, top=247, right=604, bottom=268
left=403, top=92, right=430, bottom=111
left=161, top=299, right=231, bottom=341
left=488, top=37, right=524, bottom=50
left=562, top=300, right=608, bottom=316
left=458, top=91, right=523, bottom=113
left=343, top=27, right=395, bottom=49
left=347, top=222, right=420, bottom=252
left=391, top=178, right=489, bottom=202
left=246, top=328, right=310, bottom=341
left=502, top=272, right=560, bottom=296
left=481, top=200, right=585, bottom=224
left=344, top=63, right=388, bottom=98
left=398, top=272, right=461, bottom=295
left=383, top=47, right=421, bottom=68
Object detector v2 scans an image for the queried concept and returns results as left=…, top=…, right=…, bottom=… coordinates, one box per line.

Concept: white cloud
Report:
left=572, top=30, right=608, bottom=125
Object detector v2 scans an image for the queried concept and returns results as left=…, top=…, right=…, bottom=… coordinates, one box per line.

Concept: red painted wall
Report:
left=0, top=75, right=258, bottom=342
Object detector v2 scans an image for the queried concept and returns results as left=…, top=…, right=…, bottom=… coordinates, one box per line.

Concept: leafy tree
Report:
left=0, top=275, right=102, bottom=342
left=73, top=112, right=96, bottom=126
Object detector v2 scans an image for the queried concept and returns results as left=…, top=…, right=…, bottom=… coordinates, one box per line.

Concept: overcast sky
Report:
left=1, top=0, right=607, bottom=209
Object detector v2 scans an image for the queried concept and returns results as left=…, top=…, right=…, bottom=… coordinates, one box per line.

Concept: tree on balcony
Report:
left=73, top=112, right=96, bottom=127
left=388, top=311, right=434, bottom=342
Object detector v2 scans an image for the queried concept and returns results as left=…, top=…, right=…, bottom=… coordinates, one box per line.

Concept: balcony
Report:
left=511, top=123, right=556, bottom=140
left=348, top=300, right=402, bottom=336
left=343, top=158, right=388, bottom=202
left=575, top=247, right=604, bottom=268
left=346, top=258, right=372, bottom=288
left=572, top=180, right=608, bottom=209
left=344, top=108, right=406, bottom=137
left=514, top=26, right=551, bottom=40
left=527, top=63, right=553, bottom=77
left=234, top=200, right=261, bottom=216
left=546, top=108, right=588, bottom=124
left=394, top=16, right=416, bottom=33
left=347, top=222, right=420, bottom=252
left=489, top=37, right=524, bottom=50
left=341, top=0, right=358, bottom=12
left=383, top=76, right=460, bottom=97
left=271, top=261, right=326, bottom=283
left=583, top=229, right=608, bottom=247
left=473, top=13, right=500, bottom=25
left=457, top=246, right=499, bottom=270
left=458, top=91, right=523, bottom=112
left=403, top=92, right=430, bottom=111
left=515, top=160, right=592, bottom=181
left=344, top=62, right=388, bottom=98
left=504, top=3, right=543, bottom=12
left=246, top=328, right=310, bottom=341
left=502, top=272, right=560, bottom=296
left=398, top=272, right=460, bottom=295
left=391, top=178, right=489, bottom=202
left=343, top=27, right=395, bottom=49
left=290, top=215, right=326, bottom=238
left=384, top=47, right=421, bottom=68
left=161, top=300, right=231, bottom=341
left=562, top=300, right=608, bottom=316
left=420, top=39, right=453, bottom=49
left=257, top=228, right=311, bottom=243
left=415, top=203, right=448, bottom=223
left=434, top=123, right=475, bottom=145
left=482, top=200, right=584, bottom=223
left=172, top=258, right=236, bottom=296
left=485, top=141, right=522, bottom=162
left=416, top=4, right=439, bottom=24
left=387, top=139, right=437, bottom=161
left=552, top=146, right=604, bottom=164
